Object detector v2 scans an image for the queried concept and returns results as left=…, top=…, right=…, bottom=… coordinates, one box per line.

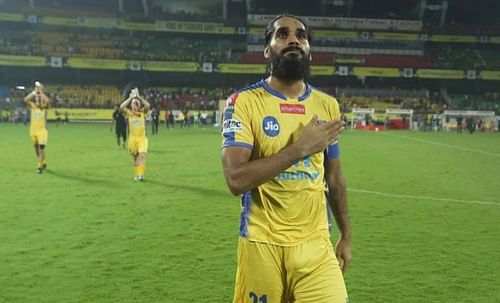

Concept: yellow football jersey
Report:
left=28, top=102, right=47, bottom=131
left=221, top=80, right=341, bottom=246
left=124, top=109, right=147, bottom=137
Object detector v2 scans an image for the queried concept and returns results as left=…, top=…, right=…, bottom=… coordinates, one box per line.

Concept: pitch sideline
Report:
left=350, top=188, right=500, bottom=206
left=379, top=132, right=500, bottom=158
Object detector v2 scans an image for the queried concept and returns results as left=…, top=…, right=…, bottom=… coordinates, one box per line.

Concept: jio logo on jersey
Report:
left=262, top=116, right=280, bottom=137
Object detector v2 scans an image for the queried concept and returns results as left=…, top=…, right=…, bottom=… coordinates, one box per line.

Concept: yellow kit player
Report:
left=120, top=88, right=150, bottom=181
left=221, top=14, right=351, bottom=303
left=24, top=81, right=50, bottom=174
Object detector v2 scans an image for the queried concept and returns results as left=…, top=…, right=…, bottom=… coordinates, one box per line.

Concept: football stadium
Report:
left=0, top=0, right=499, bottom=302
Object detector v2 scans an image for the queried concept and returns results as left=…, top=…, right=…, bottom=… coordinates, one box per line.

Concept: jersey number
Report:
left=249, top=292, right=267, bottom=303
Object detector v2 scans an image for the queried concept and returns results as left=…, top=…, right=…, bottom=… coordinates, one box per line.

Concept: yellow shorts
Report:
left=30, top=128, right=48, bottom=145
left=128, top=136, right=148, bottom=155
left=233, top=237, right=348, bottom=303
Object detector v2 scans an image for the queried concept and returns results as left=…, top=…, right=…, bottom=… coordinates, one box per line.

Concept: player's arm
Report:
left=39, top=92, right=50, bottom=109
left=23, top=90, right=36, bottom=106
left=110, top=115, right=115, bottom=131
left=40, top=91, right=50, bottom=108
left=127, top=87, right=150, bottom=112
left=119, top=96, right=133, bottom=112
left=222, top=145, right=301, bottom=196
left=221, top=115, right=344, bottom=195
left=325, top=156, right=352, bottom=273
left=138, top=96, right=150, bottom=112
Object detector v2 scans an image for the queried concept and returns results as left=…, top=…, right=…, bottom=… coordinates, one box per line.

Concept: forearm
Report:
left=24, top=92, right=34, bottom=103
left=139, top=96, right=150, bottom=109
left=43, top=95, right=50, bottom=108
left=223, top=143, right=305, bottom=195
left=328, top=177, right=351, bottom=239
left=40, top=92, right=49, bottom=101
left=119, top=97, right=132, bottom=110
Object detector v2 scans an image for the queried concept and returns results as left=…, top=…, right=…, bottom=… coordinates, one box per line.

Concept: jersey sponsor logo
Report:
left=132, top=119, right=141, bottom=128
left=222, top=118, right=243, bottom=133
left=279, top=104, right=305, bottom=115
left=262, top=116, right=280, bottom=137
left=275, top=170, right=320, bottom=180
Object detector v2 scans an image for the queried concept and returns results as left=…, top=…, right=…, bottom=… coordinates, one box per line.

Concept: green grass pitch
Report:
left=0, top=123, right=499, bottom=302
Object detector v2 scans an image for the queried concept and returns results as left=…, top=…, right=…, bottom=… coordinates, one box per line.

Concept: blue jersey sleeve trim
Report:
left=326, top=142, right=340, bottom=160
left=239, top=191, right=251, bottom=238
left=222, top=141, right=254, bottom=150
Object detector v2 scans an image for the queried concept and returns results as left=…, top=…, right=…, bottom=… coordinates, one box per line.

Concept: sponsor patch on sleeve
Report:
left=222, top=118, right=243, bottom=133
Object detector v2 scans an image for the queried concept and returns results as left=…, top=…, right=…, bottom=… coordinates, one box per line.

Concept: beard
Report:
left=268, top=46, right=311, bottom=82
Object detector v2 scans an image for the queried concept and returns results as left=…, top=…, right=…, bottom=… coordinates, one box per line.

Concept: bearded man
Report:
left=220, top=14, right=352, bottom=303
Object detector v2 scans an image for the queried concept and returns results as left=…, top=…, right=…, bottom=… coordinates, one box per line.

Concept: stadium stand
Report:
left=0, top=0, right=498, bottom=122
left=0, top=24, right=241, bottom=62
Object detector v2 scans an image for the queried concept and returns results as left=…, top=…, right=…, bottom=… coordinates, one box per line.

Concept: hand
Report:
left=335, top=236, right=352, bottom=273
left=295, top=115, right=344, bottom=157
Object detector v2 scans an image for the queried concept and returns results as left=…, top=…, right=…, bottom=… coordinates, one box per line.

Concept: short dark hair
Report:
left=264, top=14, right=311, bottom=46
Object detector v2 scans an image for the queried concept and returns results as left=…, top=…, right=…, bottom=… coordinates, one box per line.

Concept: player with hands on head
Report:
left=24, top=81, right=50, bottom=174
left=120, top=88, right=151, bottom=181
left=221, top=14, right=351, bottom=303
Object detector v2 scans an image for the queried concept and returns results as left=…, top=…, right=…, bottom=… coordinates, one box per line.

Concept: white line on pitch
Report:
left=350, top=188, right=500, bottom=206
left=379, top=132, right=500, bottom=157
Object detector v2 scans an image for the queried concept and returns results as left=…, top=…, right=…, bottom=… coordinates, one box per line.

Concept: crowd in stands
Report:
left=427, top=46, right=483, bottom=69
left=334, top=87, right=500, bottom=116
left=1, top=2, right=499, bottom=72
left=410, top=44, right=500, bottom=70
left=47, top=84, right=121, bottom=108
left=0, top=0, right=223, bottom=22
left=4, top=22, right=498, bottom=71
left=148, top=9, right=222, bottom=23
left=336, top=87, right=441, bottom=114
left=449, top=93, right=499, bottom=112
left=249, top=34, right=426, bottom=54
left=476, top=49, right=500, bottom=69
left=0, top=84, right=228, bottom=111
left=1, top=83, right=499, bottom=127
left=0, top=26, right=238, bottom=63
left=1, top=0, right=116, bottom=17
left=143, top=87, right=231, bottom=111
left=0, top=2, right=499, bottom=126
